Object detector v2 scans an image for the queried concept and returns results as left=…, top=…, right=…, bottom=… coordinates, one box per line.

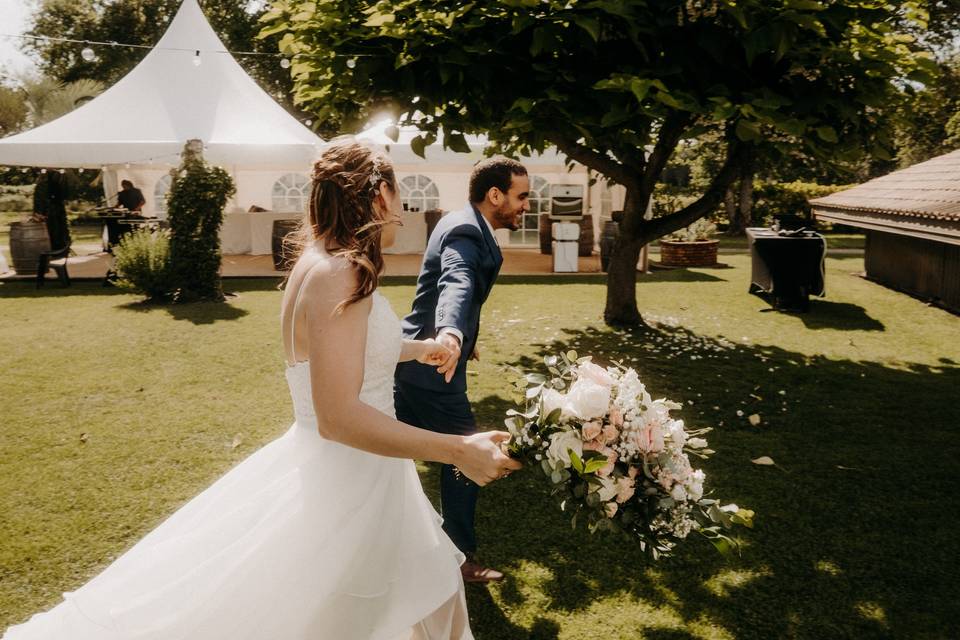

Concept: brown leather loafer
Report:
left=460, top=560, right=504, bottom=583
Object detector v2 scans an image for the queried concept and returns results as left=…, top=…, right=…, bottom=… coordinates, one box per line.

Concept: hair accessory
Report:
left=369, top=157, right=384, bottom=189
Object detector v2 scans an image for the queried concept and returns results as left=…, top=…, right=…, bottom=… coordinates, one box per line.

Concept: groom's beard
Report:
left=493, top=206, right=521, bottom=231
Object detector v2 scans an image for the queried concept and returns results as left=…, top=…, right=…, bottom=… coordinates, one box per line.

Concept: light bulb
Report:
left=280, top=58, right=290, bottom=69
left=346, top=57, right=357, bottom=69
left=78, top=168, right=85, bottom=174
left=40, top=168, right=47, bottom=174
left=81, top=46, right=96, bottom=62
left=21, top=167, right=29, bottom=173
left=192, top=50, right=201, bottom=66
left=59, top=168, right=66, bottom=174
left=304, top=119, right=312, bottom=126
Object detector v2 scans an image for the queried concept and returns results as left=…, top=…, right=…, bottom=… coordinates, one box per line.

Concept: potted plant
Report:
left=658, top=219, right=719, bottom=267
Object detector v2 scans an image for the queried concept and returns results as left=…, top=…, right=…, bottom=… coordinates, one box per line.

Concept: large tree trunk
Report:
left=736, top=156, right=755, bottom=231
left=723, top=183, right=738, bottom=235
left=724, top=152, right=755, bottom=236
left=603, top=234, right=645, bottom=327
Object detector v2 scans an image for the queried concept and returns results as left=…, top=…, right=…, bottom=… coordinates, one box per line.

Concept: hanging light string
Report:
left=0, top=32, right=364, bottom=65
left=0, top=148, right=246, bottom=173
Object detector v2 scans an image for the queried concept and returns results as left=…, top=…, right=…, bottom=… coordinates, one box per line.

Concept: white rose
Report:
left=541, top=388, right=566, bottom=420
left=665, top=419, right=687, bottom=450
left=577, top=361, right=615, bottom=387
left=686, top=469, right=705, bottom=501
left=563, top=377, right=612, bottom=421
left=670, top=483, right=688, bottom=501
left=546, top=429, right=583, bottom=469
left=597, top=475, right=618, bottom=502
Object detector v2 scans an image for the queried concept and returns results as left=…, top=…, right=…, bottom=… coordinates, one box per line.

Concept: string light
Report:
left=280, top=58, right=290, bottom=69
left=192, top=50, right=201, bottom=66
left=0, top=32, right=371, bottom=64
left=81, top=45, right=96, bottom=61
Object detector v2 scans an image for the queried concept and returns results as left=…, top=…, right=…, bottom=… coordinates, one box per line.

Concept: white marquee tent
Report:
left=0, top=0, right=323, bottom=170
left=0, top=0, right=621, bottom=255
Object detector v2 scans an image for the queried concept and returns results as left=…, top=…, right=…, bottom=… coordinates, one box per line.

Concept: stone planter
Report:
left=658, top=239, right=718, bottom=267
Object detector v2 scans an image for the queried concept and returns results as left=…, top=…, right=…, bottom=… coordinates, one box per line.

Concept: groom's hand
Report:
left=436, top=332, right=462, bottom=383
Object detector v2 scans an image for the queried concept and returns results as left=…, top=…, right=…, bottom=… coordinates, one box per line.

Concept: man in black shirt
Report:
left=117, top=179, right=146, bottom=213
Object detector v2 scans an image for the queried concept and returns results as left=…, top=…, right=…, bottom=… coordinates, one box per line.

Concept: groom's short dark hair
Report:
left=469, top=156, right=528, bottom=204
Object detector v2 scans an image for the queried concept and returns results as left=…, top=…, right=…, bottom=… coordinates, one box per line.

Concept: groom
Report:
left=395, top=157, right=530, bottom=583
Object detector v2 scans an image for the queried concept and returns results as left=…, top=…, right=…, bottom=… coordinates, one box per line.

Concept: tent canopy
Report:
left=0, top=0, right=323, bottom=169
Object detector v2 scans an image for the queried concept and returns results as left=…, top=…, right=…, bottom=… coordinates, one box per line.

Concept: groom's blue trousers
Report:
left=394, top=380, right=479, bottom=555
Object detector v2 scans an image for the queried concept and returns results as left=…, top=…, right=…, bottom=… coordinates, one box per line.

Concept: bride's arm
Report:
left=398, top=338, right=450, bottom=364
left=303, top=264, right=520, bottom=485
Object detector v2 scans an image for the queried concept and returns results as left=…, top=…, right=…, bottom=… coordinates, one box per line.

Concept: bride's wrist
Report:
left=441, top=434, right=466, bottom=466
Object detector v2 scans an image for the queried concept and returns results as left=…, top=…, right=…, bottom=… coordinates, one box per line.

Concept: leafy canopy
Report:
left=263, top=0, right=934, bottom=176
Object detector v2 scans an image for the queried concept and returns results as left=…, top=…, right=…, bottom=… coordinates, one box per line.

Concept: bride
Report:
left=3, top=139, right=522, bottom=640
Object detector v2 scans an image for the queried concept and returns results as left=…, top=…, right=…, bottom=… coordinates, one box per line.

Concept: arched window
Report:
left=398, top=175, right=440, bottom=213
left=272, top=173, right=310, bottom=212
left=154, top=174, right=172, bottom=219
left=511, top=175, right=550, bottom=245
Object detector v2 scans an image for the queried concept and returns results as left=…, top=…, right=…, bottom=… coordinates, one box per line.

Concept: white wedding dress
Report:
left=4, top=290, right=473, bottom=640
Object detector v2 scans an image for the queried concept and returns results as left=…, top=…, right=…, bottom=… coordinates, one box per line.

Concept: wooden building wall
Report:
left=865, top=231, right=960, bottom=313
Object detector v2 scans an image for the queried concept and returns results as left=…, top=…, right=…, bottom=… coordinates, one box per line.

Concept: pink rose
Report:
left=627, top=465, right=640, bottom=479
left=635, top=423, right=664, bottom=454
left=615, top=476, right=636, bottom=504
left=581, top=421, right=602, bottom=442
left=609, top=408, right=624, bottom=427
left=602, top=423, right=619, bottom=444
left=597, top=446, right=618, bottom=477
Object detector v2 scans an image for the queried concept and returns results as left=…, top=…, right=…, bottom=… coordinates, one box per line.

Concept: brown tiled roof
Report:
left=810, top=149, right=960, bottom=222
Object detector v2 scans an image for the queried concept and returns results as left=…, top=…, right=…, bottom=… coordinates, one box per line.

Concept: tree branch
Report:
left=640, top=111, right=693, bottom=197
left=552, top=136, right=638, bottom=189
left=640, top=139, right=750, bottom=241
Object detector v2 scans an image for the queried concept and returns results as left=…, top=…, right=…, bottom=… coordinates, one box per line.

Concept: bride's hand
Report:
left=454, top=431, right=522, bottom=486
left=415, top=338, right=452, bottom=366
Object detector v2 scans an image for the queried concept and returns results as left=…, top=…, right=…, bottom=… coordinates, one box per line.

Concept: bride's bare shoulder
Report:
left=294, top=253, right=365, bottom=312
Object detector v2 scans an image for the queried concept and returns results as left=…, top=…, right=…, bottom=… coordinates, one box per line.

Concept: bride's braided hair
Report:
left=293, top=137, right=397, bottom=311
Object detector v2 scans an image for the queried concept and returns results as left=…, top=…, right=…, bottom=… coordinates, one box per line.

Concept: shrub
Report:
left=166, top=141, right=235, bottom=303
left=753, top=181, right=855, bottom=225
left=114, top=228, right=172, bottom=302
left=663, top=218, right=717, bottom=242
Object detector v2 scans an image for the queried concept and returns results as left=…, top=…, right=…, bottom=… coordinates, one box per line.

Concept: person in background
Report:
left=33, top=170, right=70, bottom=251
left=117, top=179, right=146, bottom=213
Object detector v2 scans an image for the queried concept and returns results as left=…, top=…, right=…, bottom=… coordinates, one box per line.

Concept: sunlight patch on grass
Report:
left=815, top=559, right=842, bottom=575
left=855, top=601, right=888, bottom=626
left=702, top=567, right=773, bottom=597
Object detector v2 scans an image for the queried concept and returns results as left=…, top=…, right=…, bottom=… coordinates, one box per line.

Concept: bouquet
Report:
left=505, top=351, right=753, bottom=559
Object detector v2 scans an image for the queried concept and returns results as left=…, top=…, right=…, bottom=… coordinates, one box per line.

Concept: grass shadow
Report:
left=468, top=323, right=960, bottom=639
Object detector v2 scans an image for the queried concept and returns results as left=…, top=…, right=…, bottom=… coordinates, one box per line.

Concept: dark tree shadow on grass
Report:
left=463, top=323, right=960, bottom=639
left=117, top=299, right=250, bottom=325
left=753, top=299, right=886, bottom=332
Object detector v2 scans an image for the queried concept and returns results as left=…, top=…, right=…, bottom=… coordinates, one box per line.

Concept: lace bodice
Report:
left=285, top=291, right=402, bottom=430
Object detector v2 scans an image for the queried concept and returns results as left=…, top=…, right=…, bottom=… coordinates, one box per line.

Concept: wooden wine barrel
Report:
left=578, top=215, right=594, bottom=256
left=9, top=221, right=51, bottom=275
left=538, top=213, right=552, bottom=254
left=271, top=219, right=301, bottom=271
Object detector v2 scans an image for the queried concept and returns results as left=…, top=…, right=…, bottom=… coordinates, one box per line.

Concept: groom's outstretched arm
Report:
left=436, top=223, right=482, bottom=344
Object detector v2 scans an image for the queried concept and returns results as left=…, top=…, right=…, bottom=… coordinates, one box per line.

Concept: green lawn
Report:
left=1, top=255, right=957, bottom=639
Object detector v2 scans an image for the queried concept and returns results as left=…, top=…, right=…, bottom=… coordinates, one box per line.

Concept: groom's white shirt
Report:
left=437, top=212, right=497, bottom=347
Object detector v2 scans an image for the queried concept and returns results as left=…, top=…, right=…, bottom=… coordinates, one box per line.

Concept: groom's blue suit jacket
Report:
left=395, top=204, right=503, bottom=394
